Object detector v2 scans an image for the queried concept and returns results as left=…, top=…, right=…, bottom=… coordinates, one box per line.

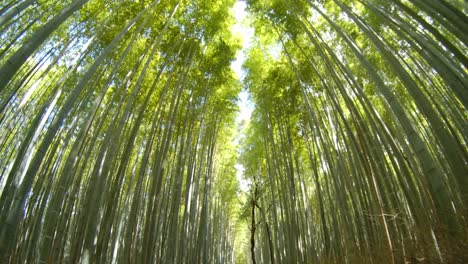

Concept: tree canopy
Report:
left=0, top=0, right=466, bottom=263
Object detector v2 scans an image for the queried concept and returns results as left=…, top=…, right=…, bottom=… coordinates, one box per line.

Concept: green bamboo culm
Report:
left=0, top=0, right=466, bottom=263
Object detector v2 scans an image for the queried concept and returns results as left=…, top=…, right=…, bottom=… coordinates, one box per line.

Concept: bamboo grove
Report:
left=0, top=0, right=241, bottom=263
left=241, top=0, right=467, bottom=263
left=0, top=0, right=466, bottom=263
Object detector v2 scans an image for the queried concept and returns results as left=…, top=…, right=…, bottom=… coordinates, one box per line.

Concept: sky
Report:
left=231, top=1, right=254, bottom=79
left=231, top=1, right=254, bottom=124
left=230, top=1, right=254, bottom=193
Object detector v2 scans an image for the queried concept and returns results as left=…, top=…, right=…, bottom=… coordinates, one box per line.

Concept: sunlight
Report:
left=230, top=1, right=254, bottom=193
left=230, top=1, right=254, bottom=123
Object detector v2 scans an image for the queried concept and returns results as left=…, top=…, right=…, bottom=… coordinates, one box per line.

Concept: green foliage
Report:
left=0, top=0, right=467, bottom=263
left=241, top=0, right=468, bottom=263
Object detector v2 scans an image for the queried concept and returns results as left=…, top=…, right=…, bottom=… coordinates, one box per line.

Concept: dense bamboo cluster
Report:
left=0, top=0, right=467, bottom=263
left=242, top=0, right=467, bottom=263
left=0, top=0, right=240, bottom=263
